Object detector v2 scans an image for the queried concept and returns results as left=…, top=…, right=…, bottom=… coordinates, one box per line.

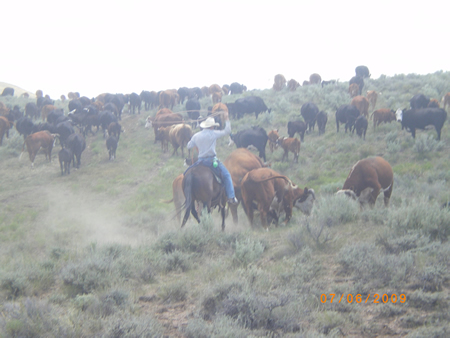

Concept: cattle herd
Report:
left=0, top=66, right=449, bottom=231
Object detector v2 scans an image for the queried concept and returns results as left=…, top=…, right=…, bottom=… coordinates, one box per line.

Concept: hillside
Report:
left=1, top=72, right=450, bottom=337
left=0, top=82, right=35, bottom=98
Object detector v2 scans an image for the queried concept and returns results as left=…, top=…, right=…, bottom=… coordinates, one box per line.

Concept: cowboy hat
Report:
left=200, top=117, right=220, bottom=129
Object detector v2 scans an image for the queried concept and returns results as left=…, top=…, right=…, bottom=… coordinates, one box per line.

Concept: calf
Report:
left=277, top=137, right=300, bottom=163
left=0, top=116, right=13, bottom=145
left=106, top=136, right=118, bottom=160
left=317, top=111, right=328, bottom=135
left=287, top=120, right=307, bottom=141
left=108, top=122, right=122, bottom=140
left=371, top=109, right=396, bottom=129
left=157, top=126, right=171, bottom=153
left=355, top=116, right=368, bottom=140
left=58, top=148, right=73, bottom=175
left=169, top=123, right=192, bottom=157
left=351, top=96, right=369, bottom=118
left=267, top=129, right=279, bottom=153
left=22, top=130, right=56, bottom=167
left=66, top=133, right=86, bottom=169
left=366, top=90, right=378, bottom=110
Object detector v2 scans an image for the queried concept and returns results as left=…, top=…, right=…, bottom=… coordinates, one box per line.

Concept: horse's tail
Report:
left=182, top=170, right=194, bottom=211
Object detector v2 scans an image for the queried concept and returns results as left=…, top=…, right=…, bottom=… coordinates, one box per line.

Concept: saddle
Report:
left=184, top=160, right=223, bottom=184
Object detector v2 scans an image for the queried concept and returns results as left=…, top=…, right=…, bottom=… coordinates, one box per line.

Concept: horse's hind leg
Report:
left=192, top=205, right=201, bottom=223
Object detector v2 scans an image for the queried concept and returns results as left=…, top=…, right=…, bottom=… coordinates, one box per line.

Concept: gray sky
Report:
left=2, top=0, right=448, bottom=98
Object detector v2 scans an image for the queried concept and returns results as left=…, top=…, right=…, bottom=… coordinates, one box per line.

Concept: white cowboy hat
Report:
left=200, top=117, right=220, bottom=129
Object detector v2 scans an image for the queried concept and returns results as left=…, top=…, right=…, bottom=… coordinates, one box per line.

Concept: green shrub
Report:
left=232, top=238, right=265, bottom=267
left=159, top=280, right=189, bottom=303
left=337, top=243, right=414, bottom=289
left=314, top=194, right=359, bottom=227
left=0, top=271, right=27, bottom=299
left=159, top=250, right=191, bottom=273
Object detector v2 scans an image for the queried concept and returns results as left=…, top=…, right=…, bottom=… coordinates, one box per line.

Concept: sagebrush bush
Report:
left=337, top=243, right=414, bottom=289
left=314, top=194, right=359, bottom=228
left=413, top=133, right=444, bottom=154
left=159, top=280, right=189, bottom=303
left=232, top=238, right=265, bottom=267
left=407, top=290, right=448, bottom=311
left=386, top=199, right=450, bottom=242
left=159, top=250, right=191, bottom=273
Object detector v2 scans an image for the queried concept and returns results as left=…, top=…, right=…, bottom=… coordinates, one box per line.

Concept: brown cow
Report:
left=273, top=74, right=286, bottom=91
left=210, top=103, right=228, bottom=128
left=267, top=129, right=279, bottom=153
left=287, top=79, right=300, bottom=92
left=0, top=116, right=13, bottom=145
left=169, top=123, right=192, bottom=157
left=201, top=86, right=210, bottom=97
left=223, top=148, right=265, bottom=224
left=371, top=108, right=396, bottom=129
left=149, top=112, right=183, bottom=143
left=209, top=84, right=222, bottom=95
left=366, top=90, right=378, bottom=110
left=309, top=73, right=322, bottom=85
left=21, top=130, right=56, bottom=167
left=443, top=93, right=450, bottom=110
left=277, top=137, right=300, bottom=163
left=336, top=156, right=393, bottom=207
left=159, top=90, right=178, bottom=109
left=41, top=104, right=58, bottom=121
left=351, top=95, right=369, bottom=118
left=212, top=91, right=222, bottom=104
left=222, top=84, right=230, bottom=95
left=165, top=174, right=185, bottom=222
left=157, top=126, right=171, bottom=152
left=241, top=168, right=315, bottom=229
left=0, top=102, right=10, bottom=117
left=428, top=98, right=440, bottom=108
left=349, top=83, right=360, bottom=98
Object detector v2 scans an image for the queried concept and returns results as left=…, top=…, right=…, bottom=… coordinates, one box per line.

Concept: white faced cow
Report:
left=337, top=157, right=393, bottom=207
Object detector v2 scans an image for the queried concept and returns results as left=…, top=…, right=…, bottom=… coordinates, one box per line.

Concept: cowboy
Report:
left=186, top=113, right=238, bottom=205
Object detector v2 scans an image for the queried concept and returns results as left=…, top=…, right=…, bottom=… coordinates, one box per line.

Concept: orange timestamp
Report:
left=320, top=293, right=406, bottom=304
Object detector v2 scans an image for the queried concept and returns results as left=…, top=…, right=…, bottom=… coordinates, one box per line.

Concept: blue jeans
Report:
left=187, top=156, right=235, bottom=199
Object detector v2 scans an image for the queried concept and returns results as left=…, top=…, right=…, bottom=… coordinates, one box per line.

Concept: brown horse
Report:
left=181, top=165, right=226, bottom=230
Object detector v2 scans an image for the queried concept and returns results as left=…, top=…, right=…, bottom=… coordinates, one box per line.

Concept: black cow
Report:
left=336, top=104, right=360, bottom=133
left=129, top=92, right=141, bottom=114
left=229, top=126, right=268, bottom=161
left=287, top=120, right=307, bottom=142
left=229, top=82, right=247, bottom=95
left=232, top=96, right=271, bottom=119
left=78, top=96, right=91, bottom=107
left=15, top=117, right=35, bottom=139
left=396, top=108, right=447, bottom=140
left=301, top=102, right=319, bottom=132
left=355, top=65, right=371, bottom=78
left=355, top=115, right=368, bottom=140
left=58, top=148, right=73, bottom=175
left=99, top=111, right=118, bottom=138
left=317, top=111, right=328, bottom=135
left=105, top=94, right=125, bottom=120
left=185, top=98, right=201, bottom=127
left=37, top=97, right=53, bottom=109
left=47, top=109, right=65, bottom=125
left=55, top=121, right=75, bottom=148
left=106, top=136, right=118, bottom=160
left=349, top=76, right=364, bottom=95
left=10, top=106, right=23, bottom=120
left=25, top=102, right=39, bottom=120
left=31, top=122, right=56, bottom=134
left=410, top=94, right=430, bottom=109
left=178, top=87, right=197, bottom=104
left=66, top=133, right=86, bottom=169
left=68, top=99, right=83, bottom=114
left=1, top=87, right=14, bottom=96
left=140, top=90, right=158, bottom=111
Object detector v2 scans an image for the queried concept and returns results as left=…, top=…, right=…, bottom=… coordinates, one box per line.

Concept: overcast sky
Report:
left=2, top=0, right=448, bottom=99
